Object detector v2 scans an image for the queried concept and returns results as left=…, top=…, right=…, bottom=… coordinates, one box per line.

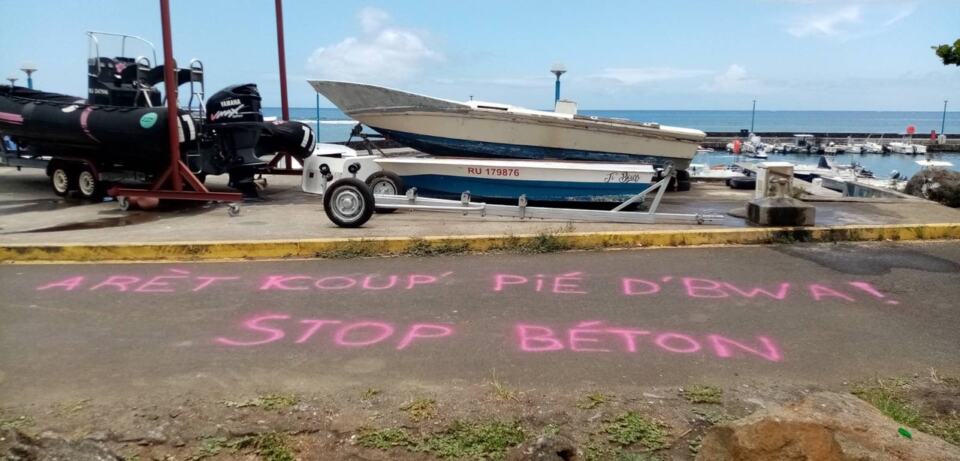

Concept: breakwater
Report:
left=702, top=132, right=959, bottom=153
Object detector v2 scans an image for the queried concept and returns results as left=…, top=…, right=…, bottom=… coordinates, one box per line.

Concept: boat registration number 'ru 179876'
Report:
left=467, top=167, right=520, bottom=177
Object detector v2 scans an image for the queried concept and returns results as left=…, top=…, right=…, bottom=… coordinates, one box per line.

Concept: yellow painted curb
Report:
left=2, top=223, right=959, bottom=263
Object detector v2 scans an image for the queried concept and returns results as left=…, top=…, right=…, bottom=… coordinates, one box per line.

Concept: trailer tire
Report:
left=49, top=164, right=74, bottom=197
left=676, top=180, right=691, bottom=192
left=323, top=178, right=375, bottom=228
left=76, top=166, right=106, bottom=201
left=366, top=171, right=403, bottom=214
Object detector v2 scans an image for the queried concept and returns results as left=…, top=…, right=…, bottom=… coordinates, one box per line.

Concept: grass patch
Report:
left=360, top=388, right=381, bottom=401
left=852, top=379, right=923, bottom=428
left=692, top=408, right=734, bottom=426
left=357, top=420, right=524, bottom=460
left=225, top=393, right=298, bottom=411
left=681, top=385, right=723, bottom=405
left=578, top=392, right=612, bottom=410
left=419, top=420, right=525, bottom=459
left=853, top=377, right=960, bottom=446
left=0, top=415, right=32, bottom=430
left=489, top=370, right=520, bottom=401
left=316, top=240, right=380, bottom=259
left=357, top=427, right=415, bottom=449
left=511, top=232, right=573, bottom=254
left=189, top=437, right=228, bottom=460
left=604, top=412, right=667, bottom=450
left=228, top=432, right=295, bottom=461
left=405, top=238, right=471, bottom=257
left=401, top=398, right=438, bottom=422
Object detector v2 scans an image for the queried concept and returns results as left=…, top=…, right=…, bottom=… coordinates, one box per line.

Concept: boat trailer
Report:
left=317, top=164, right=725, bottom=228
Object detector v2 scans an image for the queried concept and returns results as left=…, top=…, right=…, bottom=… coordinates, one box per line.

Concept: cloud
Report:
left=881, top=3, right=917, bottom=27
left=433, top=76, right=551, bottom=88
left=702, top=64, right=758, bottom=93
left=785, top=3, right=917, bottom=39
left=306, top=7, right=441, bottom=84
left=787, top=5, right=861, bottom=37
left=358, top=7, right=390, bottom=33
left=589, top=67, right=712, bottom=85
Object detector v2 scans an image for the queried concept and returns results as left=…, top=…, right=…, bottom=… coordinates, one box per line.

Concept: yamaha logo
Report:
left=219, top=98, right=242, bottom=107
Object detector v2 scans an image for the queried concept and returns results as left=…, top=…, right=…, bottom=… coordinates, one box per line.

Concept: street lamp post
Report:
left=750, top=99, right=757, bottom=133
left=942, top=100, right=949, bottom=135
left=20, top=63, right=37, bottom=89
left=550, top=63, right=566, bottom=104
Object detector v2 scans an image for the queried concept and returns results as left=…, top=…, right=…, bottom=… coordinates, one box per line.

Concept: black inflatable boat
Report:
left=0, top=31, right=315, bottom=199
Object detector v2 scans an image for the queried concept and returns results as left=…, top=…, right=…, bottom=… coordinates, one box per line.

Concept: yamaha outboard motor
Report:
left=205, top=83, right=266, bottom=197
left=256, top=120, right=315, bottom=160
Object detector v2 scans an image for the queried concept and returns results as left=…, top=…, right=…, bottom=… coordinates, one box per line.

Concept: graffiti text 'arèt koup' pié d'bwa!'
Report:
left=35, top=270, right=899, bottom=304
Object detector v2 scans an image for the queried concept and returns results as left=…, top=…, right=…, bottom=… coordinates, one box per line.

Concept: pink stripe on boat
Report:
left=79, top=107, right=100, bottom=143
left=0, top=112, right=24, bottom=124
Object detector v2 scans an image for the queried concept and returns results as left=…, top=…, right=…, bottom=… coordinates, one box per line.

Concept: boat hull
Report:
left=310, top=81, right=704, bottom=170
left=375, top=157, right=656, bottom=202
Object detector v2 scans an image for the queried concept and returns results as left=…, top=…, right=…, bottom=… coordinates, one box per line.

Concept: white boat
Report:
left=887, top=138, right=927, bottom=154
left=688, top=163, right=745, bottom=179
left=861, top=141, right=883, bottom=154
left=840, top=136, right=862, bottom=154
left=309, top=81, right=706, bottom=170
left=302, top=144, right=659, bottom=202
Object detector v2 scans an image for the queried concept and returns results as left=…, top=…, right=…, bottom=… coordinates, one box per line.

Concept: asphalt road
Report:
left=2, top=242, right=959, bottom=406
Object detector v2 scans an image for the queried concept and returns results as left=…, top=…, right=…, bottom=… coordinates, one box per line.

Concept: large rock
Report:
left=905, top=168, right=960, bottom=208
left=696, top=392, right=960, bottom=461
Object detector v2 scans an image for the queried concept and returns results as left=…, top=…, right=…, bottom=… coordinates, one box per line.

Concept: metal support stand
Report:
left=264, top=0, right=303, bottom=176
left=109, top=0, right=242, bottom=208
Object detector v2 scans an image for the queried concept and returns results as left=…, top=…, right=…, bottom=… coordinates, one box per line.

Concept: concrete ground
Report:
left=0, top=242, right=958, bottom=460
left=3, top=241, right=959, bottom=405
left=2, top=167, right=959, bottom=245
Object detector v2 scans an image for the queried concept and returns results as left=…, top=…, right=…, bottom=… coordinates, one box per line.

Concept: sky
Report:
left=1, top=0, right=958, bottom=111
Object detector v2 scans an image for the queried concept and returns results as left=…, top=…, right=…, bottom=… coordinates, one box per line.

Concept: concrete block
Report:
left=747, top=197, right=815, bottom=226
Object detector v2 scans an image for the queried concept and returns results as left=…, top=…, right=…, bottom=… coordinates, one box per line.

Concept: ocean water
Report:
left=266, top=107, right=959, bottom=142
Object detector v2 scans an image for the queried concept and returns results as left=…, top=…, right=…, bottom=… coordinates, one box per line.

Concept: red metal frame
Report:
left=264, top=0, right=303, bottom=175
left=111, top=0, right=242, bottom=203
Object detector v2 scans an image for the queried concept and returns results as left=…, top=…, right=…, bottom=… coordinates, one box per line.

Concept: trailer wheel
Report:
left=50, top=166, right=73, bottom=197
left=366, top=171, right=403, bottom=214
left=323, top=178, right=374, bottom=228
left=76, top=167, right=106, bottom=201
left=118, top=196, right=131, bottom=211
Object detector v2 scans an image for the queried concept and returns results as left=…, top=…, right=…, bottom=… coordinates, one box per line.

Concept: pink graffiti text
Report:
left=215, top=314, right=454, bottom=350
left=515, top=321, right=782, bottom=362
left=35, top=270, right=241, bottom=293
left=258, top=272, right=453, bottom=291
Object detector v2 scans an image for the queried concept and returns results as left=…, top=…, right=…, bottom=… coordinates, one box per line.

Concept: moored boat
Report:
left=309, top=81, right=705, bottom=170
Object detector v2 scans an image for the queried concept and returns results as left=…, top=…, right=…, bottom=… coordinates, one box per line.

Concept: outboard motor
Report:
left=205, top=83, right=266, bottom=197
left=256, top=120, right=315, bottom=160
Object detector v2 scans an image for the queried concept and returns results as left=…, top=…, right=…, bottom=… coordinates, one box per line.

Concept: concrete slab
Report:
left=3, top=168, right=960, bottom=247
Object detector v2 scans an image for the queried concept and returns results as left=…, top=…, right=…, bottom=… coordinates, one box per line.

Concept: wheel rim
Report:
left=332, top=186, right=364, bottom=222
left=52, top=169, right=70, bottom=193
left=371, top=179, right=397, bottom=195
left=78, top=171, right=96, bottom=196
